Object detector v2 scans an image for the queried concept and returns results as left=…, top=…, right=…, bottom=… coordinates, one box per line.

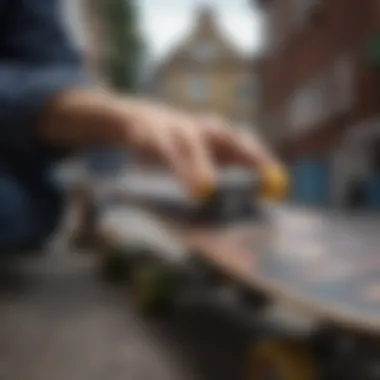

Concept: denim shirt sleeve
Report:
left=0, top=0, right=90, bottom=153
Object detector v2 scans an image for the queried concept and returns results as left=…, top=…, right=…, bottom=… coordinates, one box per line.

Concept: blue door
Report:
left=291, top=158, right=330, bottom=206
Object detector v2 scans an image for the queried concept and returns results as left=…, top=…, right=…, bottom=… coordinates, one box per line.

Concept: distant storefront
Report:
left=327, top=119, right=380, bottom=210
left=254, top=0, right=380, bottom=211
left=290, top=158, right=330, bottom=207
left=285, top=118, right=380, bottom=210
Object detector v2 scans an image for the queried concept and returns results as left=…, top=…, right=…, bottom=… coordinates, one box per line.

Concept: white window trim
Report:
left=333, top=54, right=355, bottom=114
left=236, top=80, right=256, bottom=103
left=191, top=41, right=219, bottom=62
left=288, top=73, right=328, bottom=133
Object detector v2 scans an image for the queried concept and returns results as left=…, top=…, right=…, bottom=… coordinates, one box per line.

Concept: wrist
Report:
left=40, top=88, right=129, bottom=147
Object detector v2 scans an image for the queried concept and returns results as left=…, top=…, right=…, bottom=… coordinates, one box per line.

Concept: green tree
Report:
left=103, top=0, right=144, bottom=92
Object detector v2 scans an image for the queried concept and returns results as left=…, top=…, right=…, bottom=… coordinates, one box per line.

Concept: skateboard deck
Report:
left=107, top=170, right=380, bottom=334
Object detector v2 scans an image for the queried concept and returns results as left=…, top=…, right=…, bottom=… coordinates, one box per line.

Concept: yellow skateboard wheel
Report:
left=132, top=262, right=175, bottom=315
left=249, top=339, right=318, bottom=380
left=260, top=165, right=289, bottom=201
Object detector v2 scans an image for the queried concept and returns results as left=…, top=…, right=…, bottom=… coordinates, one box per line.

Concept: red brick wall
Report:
left=260, top=0, right=378, bottom=159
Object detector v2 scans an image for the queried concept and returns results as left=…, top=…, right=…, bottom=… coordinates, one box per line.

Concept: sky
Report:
left=138, top=0, right=263, bottom=60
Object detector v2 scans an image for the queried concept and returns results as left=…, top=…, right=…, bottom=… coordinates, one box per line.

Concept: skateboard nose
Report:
left=259, top=165, right=289, bottom=201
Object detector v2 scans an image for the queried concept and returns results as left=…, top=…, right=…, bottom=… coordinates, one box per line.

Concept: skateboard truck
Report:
left=194, top=165, right=288, bottom=201
left=259, top=164, right=289, bottom=201
left=191, top=165, right=289, bottom=224
left=120, top=165, right=289, bottom=224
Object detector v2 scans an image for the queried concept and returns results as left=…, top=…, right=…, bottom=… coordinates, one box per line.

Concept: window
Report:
left=191, top=42, right=219, bottom=62
left=236, top=80, right=257, bottom=102
left=333, top=55, right=354, bottom=113
left=187, top=74, right=209, bottom=102
left=288, top=75, right=328, bottom=132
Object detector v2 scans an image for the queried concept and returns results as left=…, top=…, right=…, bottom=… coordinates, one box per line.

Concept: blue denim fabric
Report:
left=0, top=0, right=88, bottom=252
left=83, top=148, right=132, bottom=177
left=0, top=169, right=64, bottom=253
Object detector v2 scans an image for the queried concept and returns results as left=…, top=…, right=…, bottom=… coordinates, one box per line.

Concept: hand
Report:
left=42, top=90, right=286, bottom=198
left=120, top=99, right=286, bottom=198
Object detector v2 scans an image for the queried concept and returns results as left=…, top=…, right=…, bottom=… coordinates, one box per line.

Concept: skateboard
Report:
left=97, top=168, right=380, bottom=380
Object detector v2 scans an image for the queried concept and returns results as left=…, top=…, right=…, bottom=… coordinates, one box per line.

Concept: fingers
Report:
left=196, top=114, right=288, bottom=200
left=172, top=123, right=216, bottom=197
left=126, top=103, right=283, bottom=198
left=220, top=129, right=275, bottom=167
left=132, top=115, right=216, bottom=196
left=199, top=114, right=276, bottom=168
left=151, top=131, right=190, bottom=189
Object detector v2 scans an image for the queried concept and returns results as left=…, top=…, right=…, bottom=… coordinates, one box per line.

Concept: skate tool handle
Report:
left=259, top=165, right=289, bottom=201
left=194, top=165, right=289, bottom=202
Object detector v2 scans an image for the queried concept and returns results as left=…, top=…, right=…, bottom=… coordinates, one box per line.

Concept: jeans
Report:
left=84, top=148, right=130, bottom=175
left=0, top=176, right=62, bottom=255
left=82, top=148, right=132, bottom=215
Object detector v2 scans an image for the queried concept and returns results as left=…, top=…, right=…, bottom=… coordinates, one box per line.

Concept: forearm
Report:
left=39, top=89, right=131, bottom=149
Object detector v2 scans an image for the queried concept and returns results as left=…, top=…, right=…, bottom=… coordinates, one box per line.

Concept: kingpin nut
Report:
left=193, top=179, right=215, bottom=200
left=260, top=165, right=289, bottom=201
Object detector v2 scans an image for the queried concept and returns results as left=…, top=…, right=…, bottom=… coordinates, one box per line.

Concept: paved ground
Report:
left=0, top=207, right=252, bottom=380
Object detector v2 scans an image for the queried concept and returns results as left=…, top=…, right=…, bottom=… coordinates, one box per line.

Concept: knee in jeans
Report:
left=0, top=179, right=32, bottom=247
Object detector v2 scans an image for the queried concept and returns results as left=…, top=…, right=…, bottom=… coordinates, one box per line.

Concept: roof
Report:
left=251, top=0, right=270, bottom=7
left=150, top=6, right=256, bottom=74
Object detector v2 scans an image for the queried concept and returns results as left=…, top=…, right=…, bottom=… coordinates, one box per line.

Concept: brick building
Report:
left=148, top=6, right=259, bottom=131
left=253, top=0, right=380, bottom=209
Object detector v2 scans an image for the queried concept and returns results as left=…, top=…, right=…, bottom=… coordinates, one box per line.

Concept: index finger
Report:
left=220, top=129, right=277, bottom=167
left=172, top=123, right=216, bottom=198
left=210, top=128, right=288, bottom=200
